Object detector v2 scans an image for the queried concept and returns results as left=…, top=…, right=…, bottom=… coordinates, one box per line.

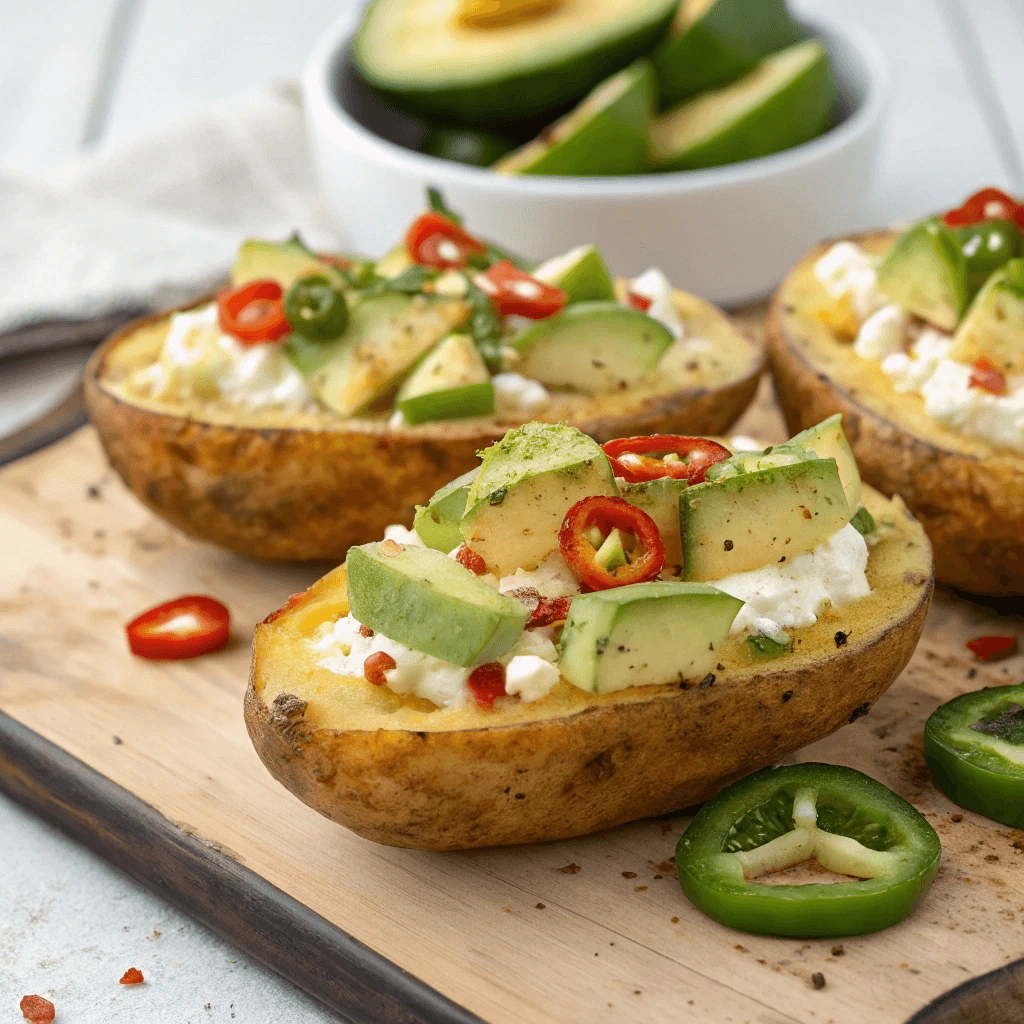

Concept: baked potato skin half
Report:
left=245, top=487, right=932, bottom=850
left=86, top=296, right=763, bottom=562
left=768, top=232, right=1024, bottom=596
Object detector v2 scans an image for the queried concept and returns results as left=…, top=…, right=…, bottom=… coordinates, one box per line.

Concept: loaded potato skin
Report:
left=767, top=232, right=1024, bottom=596
left=244, top=483, right=932, bottom=850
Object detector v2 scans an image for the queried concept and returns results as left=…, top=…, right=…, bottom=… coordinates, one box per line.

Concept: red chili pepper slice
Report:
left=509, top=587, right=573, bottom=628
left=943, top=187, right=1022, bottom=228
left=364, top=651, right=396, bottom=685
left=966, top=635, right=1019, bottom=662
left=559, top=496, right=665, bottom=591
left=217, top=279, right=290, bottom=344
left=126, top=595, right=230, bottom=660
left=627, top=291, right=653, bottom=312
left=602, top=435, right=732, bottom=484
left=477, top=261, right=568, bottom=318
left=455, top=544, right=488, bottom=576
left=969, top=358, right=1008, bottom=396
left=406, top=211, right=486, bottom=269
left=468, top=662, right=506, bottom=708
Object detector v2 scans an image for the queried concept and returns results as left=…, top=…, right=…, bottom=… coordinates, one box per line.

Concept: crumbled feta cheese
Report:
left=813, top=242, right=881, bottom=319
left=853, top=304, right=908, bottom=360
left=627, top=268, right=684, bottom=338
left=504, top=655, right=560, bottom=702
left=499, top=550, right=581, bottom=599
left=714, top=524, right=870, bottom=636
left=492, top=372, right=551, bottom=416
left=432, top=270, right=469, bottom=297
left=383, top=524, right=424, bottom=547
left=881, top=328, right=953, bottom=393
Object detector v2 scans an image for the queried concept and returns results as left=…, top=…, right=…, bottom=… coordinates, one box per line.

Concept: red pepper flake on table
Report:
left=966, top=635, right=1019, bottom=662
left=119, top=967, right=145, bottom=985
left=19, top=995, right=55, bottom=1023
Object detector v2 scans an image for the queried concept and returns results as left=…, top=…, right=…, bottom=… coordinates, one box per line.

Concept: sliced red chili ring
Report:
left=406, top=211, right=486, bottom=269
left=478, top=260, right=567, bottom=318
left=943, top=187, right=1022, bottom=228
left=468, top=662, right=506, bottom=708
left=126, top=595, right=230, bottom=660
left=969, top=358, right=1008, bottom=395
left=364, top=651, right=396, bottom=685
left=602, top=435, right=732, bottom=484
left=217, top=279, right=290, bottom=344
left=966, top=635, right=1018, bottom=662
left=559, top=495, right=665, bottom=591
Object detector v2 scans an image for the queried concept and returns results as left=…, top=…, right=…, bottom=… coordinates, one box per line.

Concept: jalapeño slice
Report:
left=283, top=274, right=349, bottom=341
left=676, top=764, right=941, bottom=938
left=924, top=682, right=1024, bottom=828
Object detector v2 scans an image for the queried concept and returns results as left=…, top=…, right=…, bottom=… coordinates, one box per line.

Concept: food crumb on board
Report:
left=634, top=886, right=648, bottom=892
left=811, top=972, right=826, bottom=990
left=951, top=814, right=964, bottom=823
left=558, top=863, right=581, bottom=874
left=535, top=903, right=545, bottom=910
left=622, top=871, right=637, bottom=878
left=20, top=995, right=55, bottom=1023
left=120, top=967, right=145, bottom=985
left=671, top=917, right=680, bottom=923
left=734, top=944, right=748, bottom=953
left=112, top=735, right=122, bottom=745
left=654, top=860, right=675, bottom=872
left=831, top=944, right=845, bottom=956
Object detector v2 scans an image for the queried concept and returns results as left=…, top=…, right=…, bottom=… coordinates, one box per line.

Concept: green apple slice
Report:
left=396, top=333, right=495, bottom=425
left=493, top=60, right=654, bottom=176
left=648, top=38, right=836, bottom=172
left=652, top=0, right=802, bottom=109
left=532, top=244, right=616, bottom=302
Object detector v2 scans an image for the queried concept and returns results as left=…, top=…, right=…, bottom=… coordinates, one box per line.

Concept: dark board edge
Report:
left=0, top=710, right=487, bottom=1024
left=904, top=957, right=1024, bottom=1024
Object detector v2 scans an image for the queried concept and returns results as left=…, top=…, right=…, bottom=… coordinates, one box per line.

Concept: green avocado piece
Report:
left=949, top=258, right=1024, bottom=375
left=374, top=243, right=415, bottom=280
left=532, top=244, right=616, bottom=302
left=653, top=0, right=802, bottom=109
left=347, top=543, right=528, bottom=667
left=787, top=414, right=862, bottom=511
left=493, top=60, right=654, bottom=176
left=681, top=458, right=852, bottom=581
left=353, top=0, right=678, bottom=124
left=231, top=236, right=348, bottom=291
left=396, top=333, right=495, bottom=425
left=558, top=581, right=743, bottom=694
left=955, top=219, right=1022, bottom=300
left=414, top=468, right=479, bottom=552
left=619, top=476, right=688, bottom=577
left=876, top=218, right=968, bottom=332
left=510, top=301, right=674, bottom=395
left=312, top=293, right=469, bottom=416
left=460, top=422, right=617, bottom=577
left=421, top=127, right=516, bottom=166
left=648, top=38, right=835, bottom=172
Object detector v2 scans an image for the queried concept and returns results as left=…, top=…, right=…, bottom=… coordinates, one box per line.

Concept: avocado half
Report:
left=352, top=0, right=679, bottom=124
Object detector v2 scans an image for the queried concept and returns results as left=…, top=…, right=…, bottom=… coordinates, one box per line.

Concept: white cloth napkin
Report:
left=0, top=83, right=342, bottom=359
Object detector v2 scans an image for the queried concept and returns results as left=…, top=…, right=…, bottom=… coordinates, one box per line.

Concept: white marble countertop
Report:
left=1, top=0, right=1022, bottom=1019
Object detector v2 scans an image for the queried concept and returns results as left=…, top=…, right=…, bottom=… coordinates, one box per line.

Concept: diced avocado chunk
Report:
left=949, top=258, right=1024, bottom=376
left=558, top=581, right=743, bottom=694
left=413, top=468, right=479, bottom=552
left=681, top=458, right=851, bottom=581
left=231, top=236, right=347, bottom=291
left=313, top=293, right=469, bottom=416
left=375, top=243, right=415, bottom=280
left=460, top=422, right=617, bottom=577
left=850, top=506, right=876, bottom=536
left=648, top=39, right=835, bottom=172
left=619, top=476, right=688, bottom=578
left=493, top=60, right=654, bottom=177
left=532, top=244, right=616, bottom=303
left=510, top=302, right=674, bottom=395
left=876, top=218, right=967, bottom=331
left=653, top=0, right=802, bottom=108
left=595, top=528, right=628, bottom=571
left=346, top=542, right=527, bottom=667
left=396, top=333, right=495, bottom=425
left=787, top=414, right=862, bottom=511
left=705, top=442, right=817, bottom=481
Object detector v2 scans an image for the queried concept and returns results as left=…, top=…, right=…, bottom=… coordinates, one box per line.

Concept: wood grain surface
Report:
left=2, top=369, right=1024, bottom=1024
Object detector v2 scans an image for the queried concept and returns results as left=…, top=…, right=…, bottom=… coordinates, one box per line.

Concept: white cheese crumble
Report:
left=492, top=372, right=551, bottom=416
left=383, top=524, right=424, bottom=546
left=314, top=614, right=559, bottom=708
left=128, top=303, right=311, bottom=410
left=628, top=267, right=684, bottom=338
left=713, top=524, right=870, bottom=637
left=813, top=242, right=881, bottom=319
left=498, top=550, right=581, bottom=599
left=853, top=303, right=909, bottom=360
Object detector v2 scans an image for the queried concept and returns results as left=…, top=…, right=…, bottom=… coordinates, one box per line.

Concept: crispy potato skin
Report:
left=768, top=232, right=1024, bottom=595
left=245, top=493, right=932, bottom=850
left=85, top=300, right=762, bottom=561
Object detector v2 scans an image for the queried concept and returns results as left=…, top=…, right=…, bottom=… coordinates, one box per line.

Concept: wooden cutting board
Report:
left=2, top=364, right=1024, bottom=1024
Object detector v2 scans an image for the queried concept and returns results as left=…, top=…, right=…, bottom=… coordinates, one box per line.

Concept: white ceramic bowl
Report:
left=304, top=10, right=888, bottom=307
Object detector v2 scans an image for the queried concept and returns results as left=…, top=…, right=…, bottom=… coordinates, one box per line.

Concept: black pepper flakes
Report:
left=782, top=690, right=793, bottom=703
left=723, top=539, right=734, bottom=551
left=834, top=631, right=849, bottom=648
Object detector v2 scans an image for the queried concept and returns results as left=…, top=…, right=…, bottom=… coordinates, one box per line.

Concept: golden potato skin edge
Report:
left=85, top=305, right=763, bottom=562
left=244, top=574, right=931, bottom=851
left=767, top=234, right=1024, bottom=596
